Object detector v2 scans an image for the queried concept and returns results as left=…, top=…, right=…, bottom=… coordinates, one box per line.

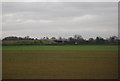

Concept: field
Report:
left=2, top=45, right=118, bottom=79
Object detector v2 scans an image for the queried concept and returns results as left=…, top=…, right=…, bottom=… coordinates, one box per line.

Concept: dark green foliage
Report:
left=2, top=35, right=119, bottom=45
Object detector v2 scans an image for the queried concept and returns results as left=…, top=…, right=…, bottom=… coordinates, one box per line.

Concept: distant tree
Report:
left=18, top=37, right=23, bottom=40
left=74, top=35, right=83, bottom=40
left=2, top=36, right=19, bottom=40
left=43, top=37, right=46, bottom=40
left=2, top=35, right=119, bottom=45
left=95, top=37, right=105, bottom=44
left=51, top=37, right=56, bottom=40
left=24, top=36, right=30, bottom=40
left=89, top=38, right=94, bottom=41
left=46, top=37, right=49, bottom=40
left=89, top=38, right=95, bottom=44
left=67, top=37, right=74, bottom=45
left=73, top=35, right=84, bottom=45
left=58, top=37, right=62, bottom=40
left=108, top=36, right=118, bottom=45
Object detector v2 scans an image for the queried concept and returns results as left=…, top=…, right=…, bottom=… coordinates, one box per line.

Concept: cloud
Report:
left=2, top=2, right=118, bottom=39
left=2, top=0, right=119, bottom=2
left=71, top=15, right=97, bottom=22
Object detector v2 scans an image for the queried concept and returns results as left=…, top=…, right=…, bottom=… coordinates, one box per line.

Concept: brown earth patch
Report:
left=2, top=50, right=118, bottom=79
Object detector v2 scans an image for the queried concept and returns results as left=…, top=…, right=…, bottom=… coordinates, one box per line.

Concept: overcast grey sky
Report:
left=2, top=2, right=118, bottom=39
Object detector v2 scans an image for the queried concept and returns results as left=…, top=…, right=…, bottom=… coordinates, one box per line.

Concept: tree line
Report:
left=2, top=35, right=119, bottom=46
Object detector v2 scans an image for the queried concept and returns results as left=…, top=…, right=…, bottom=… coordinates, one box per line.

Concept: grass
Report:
left=2, top=45, right=118, bottom=79
left=2, top=45, right=118, bottom=51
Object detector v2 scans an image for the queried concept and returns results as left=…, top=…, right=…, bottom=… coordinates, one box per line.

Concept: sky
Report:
left=2, top=2, right=118, bottom=39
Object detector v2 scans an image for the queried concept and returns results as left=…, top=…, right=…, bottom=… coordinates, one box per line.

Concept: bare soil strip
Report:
left=3, top=50, right=118, bottom=79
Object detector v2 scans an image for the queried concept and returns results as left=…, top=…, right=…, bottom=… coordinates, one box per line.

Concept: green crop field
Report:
left=2, top=45, right=118, bottom=51
left=2, top=45, right=118, bottom=79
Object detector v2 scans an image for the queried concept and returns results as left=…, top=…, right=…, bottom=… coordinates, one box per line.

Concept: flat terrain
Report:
left=2, top=45, right=118, bottom=51
left=2, top=45, right=118, bottom=79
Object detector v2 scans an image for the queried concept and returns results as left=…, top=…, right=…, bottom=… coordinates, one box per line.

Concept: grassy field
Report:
left=2, top=45, right=118, bottom=79
left=2, top=45, right=118, bottom=51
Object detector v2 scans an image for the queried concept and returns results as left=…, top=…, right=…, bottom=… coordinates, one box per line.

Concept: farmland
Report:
left=2, top=45, right=118, bottom=79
